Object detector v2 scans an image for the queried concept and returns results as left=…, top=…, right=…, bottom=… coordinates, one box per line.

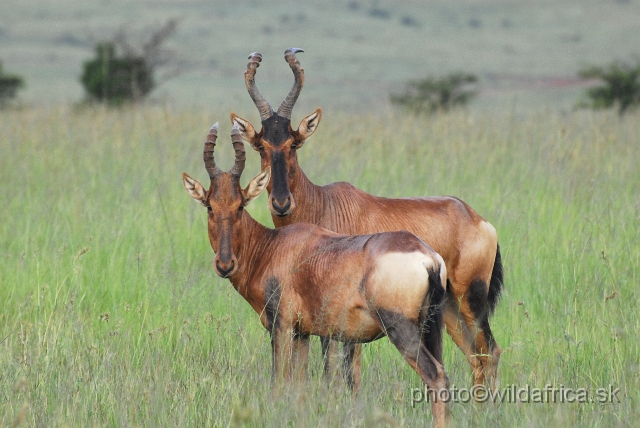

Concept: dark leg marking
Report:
left=342, top=342, right=357, bottom=391
left=376, top=308, right=450, bottom=426
left=376, top=309, right=439, bottom=381
left=320, top=336, right=332, bottom=377
left=264, top=276, right=281, bottom=333
left=478, top=316, right=496, bottom=350
left=467, top=278, right=489, bottom=321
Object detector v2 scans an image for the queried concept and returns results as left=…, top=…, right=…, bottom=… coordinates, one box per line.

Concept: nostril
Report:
left=216, top=259, right=235, bottom=277
left=273, top=197, right=291, bottom=211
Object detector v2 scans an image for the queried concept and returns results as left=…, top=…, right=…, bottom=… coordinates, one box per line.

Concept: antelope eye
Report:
left=257, top=145, right=264, bottom=151
left=206, top=205, right=212, bottom=212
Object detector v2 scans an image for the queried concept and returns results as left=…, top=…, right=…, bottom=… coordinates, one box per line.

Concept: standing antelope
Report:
left=230, top=48, right=504, bottom=393
left=182, top=124, right=451, bottom=427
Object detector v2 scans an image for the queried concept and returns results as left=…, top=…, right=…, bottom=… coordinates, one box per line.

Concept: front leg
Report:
left=291, top=332, right=310, bottom=382
left=271, top=324, right=295, bottom=383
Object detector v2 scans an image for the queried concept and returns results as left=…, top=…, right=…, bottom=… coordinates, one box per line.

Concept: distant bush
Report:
left=0, top=60, right=24, bottom=106
left=577, top=59, right=640, bottom=116
left=81, top=43, right=154, bottom=104
left=390, top=72, right=478, bottom=113
left=368, top=8, right=391, bottom=20
left=400, top=16, right=421, bottom=28
left=80, top=19, right=179, bottom=105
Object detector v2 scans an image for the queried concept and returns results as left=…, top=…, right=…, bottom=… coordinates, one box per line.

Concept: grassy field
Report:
left=2, top=0, right=640, bottom=111
left=0, top=103, right=638, bottom=426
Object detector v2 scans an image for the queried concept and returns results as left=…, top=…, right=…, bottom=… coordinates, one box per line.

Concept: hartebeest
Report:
left=182, top=124, right=451, bottom=427
left=230, top=49, right=504, bottom=393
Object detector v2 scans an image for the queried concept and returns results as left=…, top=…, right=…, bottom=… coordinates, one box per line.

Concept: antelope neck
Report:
left=227, top=211, right=276, bottom=289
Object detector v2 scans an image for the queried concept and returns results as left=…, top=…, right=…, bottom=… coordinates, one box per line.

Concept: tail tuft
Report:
left=422, top=266, right=446, bottom=363
left=487, top=244, right=503, bottom=316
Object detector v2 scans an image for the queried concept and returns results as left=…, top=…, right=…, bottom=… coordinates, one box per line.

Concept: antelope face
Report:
left=233, top=49, right=322, bottom=218
left=231, top=109, right=321, bottom=217
left=182, top=124, right=270, bottom=278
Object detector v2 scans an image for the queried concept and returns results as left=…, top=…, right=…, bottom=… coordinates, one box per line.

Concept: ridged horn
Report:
left=203, top=122, right=222, bottom=178
left=245, top=52, right=274, bottom=122
left=229, top=124, right=246, bottom=177
left=277, top=48, right=305, bottom=120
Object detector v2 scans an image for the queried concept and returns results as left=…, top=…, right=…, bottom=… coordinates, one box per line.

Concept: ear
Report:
left=295, top=107, right=322, bottom=148
left=230, top=112, right=260, bottom=149
left=242, top=167, right=271, bottom=205
left=182, top=172, right=208, bottom=206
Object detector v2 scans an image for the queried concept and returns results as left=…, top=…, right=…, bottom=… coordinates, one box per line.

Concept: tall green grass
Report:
left=1, top=105, right=638, bottom=426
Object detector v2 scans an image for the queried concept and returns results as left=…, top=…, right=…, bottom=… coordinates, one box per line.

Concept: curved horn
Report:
left=229, top=124, right=246, bottom=177
left=245, top=52, right=274, bottom=122
left=203, top=122, right=222, bottom=178
left=277, top=48, right=305, bottom=120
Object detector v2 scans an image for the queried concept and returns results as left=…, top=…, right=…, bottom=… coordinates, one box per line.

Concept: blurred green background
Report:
left=2, top=0, right=640, bottom=113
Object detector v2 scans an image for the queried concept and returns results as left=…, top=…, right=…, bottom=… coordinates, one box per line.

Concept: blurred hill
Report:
left=1, top=0, right=639, bottom=114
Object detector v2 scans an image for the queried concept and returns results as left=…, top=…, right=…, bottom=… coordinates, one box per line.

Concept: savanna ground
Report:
left=1, top=104, right=638, bottom=427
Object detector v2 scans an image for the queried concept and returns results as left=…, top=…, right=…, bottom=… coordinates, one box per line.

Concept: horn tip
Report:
left=209, top=122, right=219, bottom=137
left=248, top=52, right=262, bottom=61
left=286, top=47, right=304, bottom=54
left=231, top=123, right=240, bottom=135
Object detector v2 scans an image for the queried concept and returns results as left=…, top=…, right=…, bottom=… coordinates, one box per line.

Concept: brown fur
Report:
left=233, top=49, right=502, bottom=393
left=231, top=113, right=502, bottom=390
left=182, top=128, right=452, bottom=426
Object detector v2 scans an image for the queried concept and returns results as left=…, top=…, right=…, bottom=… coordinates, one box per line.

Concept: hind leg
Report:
left=320, top=337, right=342, bottom=383
left=465, top=279, right=501, bottom=389
left=342, top=342, right=362, bottom=393
left=448, top=279, right=501, bottom=389
left=321, top=338, right=363, bottom=392
left=476, top=315, right=501, bottom=390
left=375, top=310, right=450, bottom=428
left=443, top=285, right=486, bottom=386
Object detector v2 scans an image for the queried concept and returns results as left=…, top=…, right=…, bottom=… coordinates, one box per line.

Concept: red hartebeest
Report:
left=230, top=49, right=504, bottom=393
left=182, top=124, right=451, bottom=427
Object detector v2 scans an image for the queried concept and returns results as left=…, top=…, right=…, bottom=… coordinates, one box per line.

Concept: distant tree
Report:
left=577, top=59, right=640, bottom=116
left=391, top=72, right=478, bottom=113
left=0, top=60, right=24, bottom=107
left=81, top=43, right=154, bottom=104
left=80, top=19, right=180, bottom=104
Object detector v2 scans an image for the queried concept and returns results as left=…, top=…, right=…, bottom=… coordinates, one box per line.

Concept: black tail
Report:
left=487, top=244, right=503, bottom=316
left=421, top=267, right=446, bottom=363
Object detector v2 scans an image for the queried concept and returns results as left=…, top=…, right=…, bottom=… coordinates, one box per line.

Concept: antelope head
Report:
left=182, top=123, right=271, bottom=278
left=231, top=48, right=322, bottom=217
